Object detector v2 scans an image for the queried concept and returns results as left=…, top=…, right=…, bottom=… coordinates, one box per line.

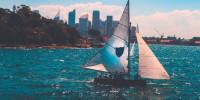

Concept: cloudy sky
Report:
left=1, top=0, right=200, bottom=39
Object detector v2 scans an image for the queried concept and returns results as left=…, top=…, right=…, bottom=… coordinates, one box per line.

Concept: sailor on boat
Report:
left=96, top=72, right=125, bottom=80
left=104, top=73, right=109, bottom=79
left=97, top=72, right=103, bottom=79
left=109, top=72, right=113, bottom=79
left=134, top=73, right=141, bottom=80
left=113, top=72, right=118, bottom=79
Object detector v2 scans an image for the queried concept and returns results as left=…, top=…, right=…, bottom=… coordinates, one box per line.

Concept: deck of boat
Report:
left=94, top=78, right=146, bottom=87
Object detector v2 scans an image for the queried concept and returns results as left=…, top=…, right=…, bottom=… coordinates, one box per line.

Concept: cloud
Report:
left=32, top=2, right=123, bottom=22
left=132, top=10, right=200, bottom=39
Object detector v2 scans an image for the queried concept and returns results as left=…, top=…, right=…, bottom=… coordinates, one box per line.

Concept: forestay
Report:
left=136, top=32, right=171, bottom=79
left=82, top=1, right=129, bottom=73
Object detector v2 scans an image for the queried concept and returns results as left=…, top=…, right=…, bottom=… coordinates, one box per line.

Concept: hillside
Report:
left=0, top=5, right=85, bottom=47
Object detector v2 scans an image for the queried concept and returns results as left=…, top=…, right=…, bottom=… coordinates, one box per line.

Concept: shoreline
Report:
left=0, top=44, right=198, bottom=48
left=0, top=44, right=87, bottom=48
left=0, top=44, right=104, bottom=48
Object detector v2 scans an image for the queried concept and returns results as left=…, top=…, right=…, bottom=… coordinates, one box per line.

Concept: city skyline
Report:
left=0, top=0, right=200, bottom=39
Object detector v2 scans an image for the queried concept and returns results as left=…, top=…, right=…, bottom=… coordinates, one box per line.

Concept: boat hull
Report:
left=94, top=78, right=146, bottom=87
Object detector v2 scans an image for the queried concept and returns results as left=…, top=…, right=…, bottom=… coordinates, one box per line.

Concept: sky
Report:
left=0, top=0, right=200, bottom=39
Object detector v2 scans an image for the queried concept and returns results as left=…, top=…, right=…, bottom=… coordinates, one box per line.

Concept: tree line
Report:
left=0, top=5, right=84, bottom=46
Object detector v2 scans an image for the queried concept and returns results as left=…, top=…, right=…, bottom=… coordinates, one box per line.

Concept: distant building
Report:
left=92, top=10, right=100, bottom=30
left=113, top=20, right=119, bottom=29
left=143, top=34, right=178, bottom=44
left=106, top=16, right=113, bottom=37
left=195, top=41, right=200, bottom=44
left=101, top=21, right=107, bottom=36
left=160, top=40, right=173, bottom=43
left=79, top=14, right=88, bottom=36
left=88, top=21, right=91, bottom=31
left=13, top=5, right=16, bottom=13
left=99, top=19, right=102, bottom=29
left=166, top=35, right=177, bottom=40
left=59, top=20, right=64, bottom=24
left=33, top=10, right=39, bottom=14
left=54, top=10, right=60, bottom=22
left=74, top=23, right=79, bottom=29
left=131, top=26, right=136, bottom=42
left=101, top=21, right=107, bottom=29
left=68, top=9, right=76, bottom=27
left=99, top=19, right=105, bottom=35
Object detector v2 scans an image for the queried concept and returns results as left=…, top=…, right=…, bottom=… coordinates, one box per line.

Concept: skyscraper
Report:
left=131, top=26, right=136, bottom=42
left=106, top=16, right=114, bottom=37
left=88, top=21, right=91, bottom=31
left=13, top=5, right=16, bottom=13
left=74, top=23, right=79, bottom=29
left=101, top=21, right=107, bottom=36
left=79, top=14, right=88, bottom=35
left=113, top=20, right=119, bottom=29
left=92, top=10, right=100, bottom=30
left=68, top=9, right=76, bottom=27
left=54, top=10, right=60, bottom=22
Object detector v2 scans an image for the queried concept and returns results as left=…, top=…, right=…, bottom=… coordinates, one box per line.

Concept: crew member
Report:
left=104, top=73, right=109, bottom=79
left=109, top=72, right=113, bottom=79
left=134, top=73, right=141, bottom=80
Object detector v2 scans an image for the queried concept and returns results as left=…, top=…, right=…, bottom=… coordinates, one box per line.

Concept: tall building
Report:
left=54, top=10, right=60, bottom=22
left=131, top=26, right=137, bottom=42
left=88, top=21, right=91, bottom=31
left=106, top=16, right=114, bottom=37
left=79, top=14, right=88, bottom=36
left=74, top=23, right=79, bottom=29
left=101, top=21, right=107, bottom=36
left=92, top=10, right=100, bottom=30
left=33, top=10, right=39, bottom=14
left=101, top=21, right=107, bottom=29
left=68, top=9, right=76, bottom=27
left=113, top=20, right=119, bottom=29
left=13, top=5, right=16, bottom=13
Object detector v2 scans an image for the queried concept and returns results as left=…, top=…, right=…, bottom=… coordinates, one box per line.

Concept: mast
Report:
left=127, top=0, right=131, bottom=79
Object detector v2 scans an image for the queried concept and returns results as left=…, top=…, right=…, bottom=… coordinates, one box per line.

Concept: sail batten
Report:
left=136, top=32, right=170, bottom=79
left=118, top=23, right=129, bottom=28
left=113, top=35, right=128, bottom=43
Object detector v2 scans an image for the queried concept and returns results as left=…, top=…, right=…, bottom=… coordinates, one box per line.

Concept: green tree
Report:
left=88, top=29, right=104, bottom=43
left=0, top=5, right=85, bottom=46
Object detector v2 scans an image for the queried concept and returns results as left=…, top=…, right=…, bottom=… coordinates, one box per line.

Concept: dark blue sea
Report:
left=0, top=45, right=199, bottom=100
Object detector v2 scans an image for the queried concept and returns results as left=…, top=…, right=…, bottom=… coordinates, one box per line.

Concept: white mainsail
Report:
left=130, top=43, right=135, bottom=56
left=82, top=1, right=130, bottom=73
left=135, top=31, right=171, bottom=79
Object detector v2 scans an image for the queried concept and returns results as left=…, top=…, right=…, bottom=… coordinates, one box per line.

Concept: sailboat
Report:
left=82, top=0, right=170, bottom=86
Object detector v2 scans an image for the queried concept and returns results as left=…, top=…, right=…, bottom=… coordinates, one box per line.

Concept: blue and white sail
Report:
left=82, top=1, right=129, bottom=73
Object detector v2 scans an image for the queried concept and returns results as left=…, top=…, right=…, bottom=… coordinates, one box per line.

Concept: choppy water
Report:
left=0, top=45, right=199, bottom=99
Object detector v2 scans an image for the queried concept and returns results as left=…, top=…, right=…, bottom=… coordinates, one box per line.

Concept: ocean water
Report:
left=0, top=45, right=199, bottom=100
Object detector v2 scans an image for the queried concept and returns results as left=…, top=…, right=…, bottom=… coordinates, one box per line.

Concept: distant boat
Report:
left=82, top=0, right=170, bottom=86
